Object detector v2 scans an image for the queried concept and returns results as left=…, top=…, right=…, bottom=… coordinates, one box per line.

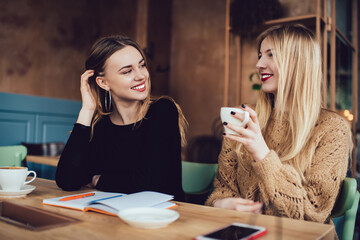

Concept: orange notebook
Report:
left=42, top=191, right=176, bottom=216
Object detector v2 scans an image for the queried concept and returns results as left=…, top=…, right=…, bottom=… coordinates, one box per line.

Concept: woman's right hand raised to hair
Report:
left=213, top=197, right=263, bottom=214
left=77, top=70, right=97, bottom=126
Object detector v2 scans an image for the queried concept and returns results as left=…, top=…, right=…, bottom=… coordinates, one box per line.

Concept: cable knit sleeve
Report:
left=252, top=112, right=351, bottom=223
left=205, top=137, right=242, bottom=206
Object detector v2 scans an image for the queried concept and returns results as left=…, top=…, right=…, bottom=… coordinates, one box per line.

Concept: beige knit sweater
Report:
left=206, top=109, right=351, bottom=223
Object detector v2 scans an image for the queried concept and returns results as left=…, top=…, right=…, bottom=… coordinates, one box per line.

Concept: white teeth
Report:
left=132, top=84, right=145, bottom=90
left=261, top=74, right=272, bottom=79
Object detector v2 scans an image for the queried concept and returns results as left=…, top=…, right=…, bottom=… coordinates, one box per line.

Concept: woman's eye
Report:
left=140, top=63, right=146, bottom=68
left=269, top=53, right=273, bottom=57
left=258, top=55, right=262, bottom=60
left=123, top=69, right=132, bottom=74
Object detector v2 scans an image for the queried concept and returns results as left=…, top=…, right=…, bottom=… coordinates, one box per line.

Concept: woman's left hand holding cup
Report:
left=223, top=105, right=270, bottom=162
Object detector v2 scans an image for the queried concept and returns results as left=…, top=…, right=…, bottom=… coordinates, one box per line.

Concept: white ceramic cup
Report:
left=0, top=167, right=37, bottom=191
left=220, top=107, right=250, bottom=135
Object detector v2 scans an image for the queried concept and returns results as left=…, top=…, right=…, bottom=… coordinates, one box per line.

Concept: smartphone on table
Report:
left=195, top=222, right=267, bottom=240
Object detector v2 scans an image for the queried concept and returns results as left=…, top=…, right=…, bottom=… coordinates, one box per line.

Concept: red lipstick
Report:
left=260, top=74, right=273, bottom=82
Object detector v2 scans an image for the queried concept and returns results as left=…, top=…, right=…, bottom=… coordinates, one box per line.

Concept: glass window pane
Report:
left=335, top=34, right=353, bottom=112
left=336, top=0, right=353, bottom=41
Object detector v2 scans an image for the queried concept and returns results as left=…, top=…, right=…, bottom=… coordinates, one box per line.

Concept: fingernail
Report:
left=223, top=122, right=228, bottom=125
left=241, top=104, right=246, bottom=108
left=230, top=111, right=235, bottom=115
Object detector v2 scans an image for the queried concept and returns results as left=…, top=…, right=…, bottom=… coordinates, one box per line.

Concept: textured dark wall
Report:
left=170, top=0, right=226, bottom=139
left=146, top=0, right=173, bottom=97
left=0, top=0, right=137, bottom=100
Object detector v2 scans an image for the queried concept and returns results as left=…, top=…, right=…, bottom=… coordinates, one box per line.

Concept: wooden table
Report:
left=0, top=178, right=335, bottom=240
left=26, top=155, right=59, bottom=167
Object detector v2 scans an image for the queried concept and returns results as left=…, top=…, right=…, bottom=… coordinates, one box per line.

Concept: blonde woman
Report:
left=206, top=24, right=352, bottom=223
left=56, top=36, right=187, bottom=201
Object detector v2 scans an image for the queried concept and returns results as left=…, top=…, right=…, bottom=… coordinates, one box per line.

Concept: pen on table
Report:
left=60, top=193, right=95, bottom=201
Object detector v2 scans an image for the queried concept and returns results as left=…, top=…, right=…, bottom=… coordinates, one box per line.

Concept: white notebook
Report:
left=42, top=191, right=176, bottom=216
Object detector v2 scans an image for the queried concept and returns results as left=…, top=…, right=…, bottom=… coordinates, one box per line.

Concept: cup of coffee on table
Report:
left=220, top=107, right=250, bottom=135
left=0, top=167, right=36, bottom=191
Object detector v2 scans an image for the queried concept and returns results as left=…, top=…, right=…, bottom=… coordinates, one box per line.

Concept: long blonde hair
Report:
left=85, top=35, right=187, bottom=146
left=255, top=24, right=323, bottom=180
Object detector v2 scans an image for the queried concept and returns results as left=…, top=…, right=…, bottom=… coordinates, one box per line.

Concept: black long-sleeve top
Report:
left=56, top=98, right=185, bottom=201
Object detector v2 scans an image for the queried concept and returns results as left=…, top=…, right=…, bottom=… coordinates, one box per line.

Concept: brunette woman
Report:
left=56, top=36, right=187, bottom=201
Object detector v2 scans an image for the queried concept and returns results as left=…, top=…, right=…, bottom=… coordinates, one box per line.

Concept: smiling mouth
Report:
left=261, top=74, right=273, bottom=82
left=131, top=83, right=146, bottom=92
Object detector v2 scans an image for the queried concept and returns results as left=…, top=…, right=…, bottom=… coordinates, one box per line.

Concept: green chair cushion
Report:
left=331, top=178, right=357, bottom=218
left=182, top=161, right=218, bottom=195
left=331, top=177, right=359, bottom=240
left=0, top=145, right=27, bottom=167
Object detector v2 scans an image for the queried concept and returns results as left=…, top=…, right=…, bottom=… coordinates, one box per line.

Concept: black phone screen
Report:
left=204, top=225, right=258, bottom=240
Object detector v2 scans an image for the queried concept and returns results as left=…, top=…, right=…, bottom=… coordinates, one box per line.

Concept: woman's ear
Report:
left=96, top=77, right=109, bottom=91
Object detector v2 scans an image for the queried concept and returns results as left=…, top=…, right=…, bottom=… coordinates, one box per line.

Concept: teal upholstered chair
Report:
left=331, top=177, right=359, bottom=240
left=182, top=161, right=218, bottom=195
left=0, top=145, right=27, bottom=167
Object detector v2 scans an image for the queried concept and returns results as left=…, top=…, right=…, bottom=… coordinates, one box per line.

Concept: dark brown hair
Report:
left=85, top=35, right=187, bottom=145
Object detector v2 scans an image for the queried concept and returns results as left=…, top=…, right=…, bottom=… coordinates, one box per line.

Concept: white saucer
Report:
left=0, top=185, right=36, bottom=198
left=118, top=207, right=179, bottom=229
